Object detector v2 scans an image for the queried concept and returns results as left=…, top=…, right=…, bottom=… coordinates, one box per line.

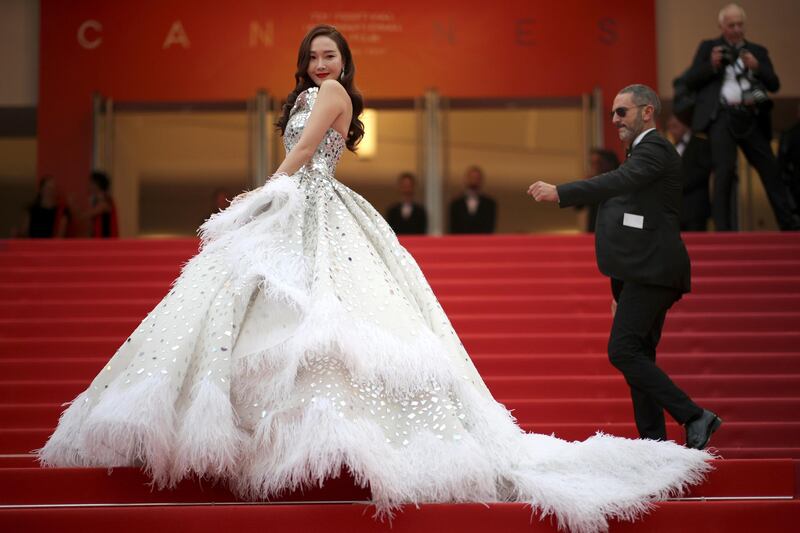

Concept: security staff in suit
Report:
left=666, top=115, right=713, bottom=231
left=449, top=166, right=497, bottom=234
left=386, top=172, right=428, bottom=235
left=528, top=84, right=721, bottom=450
left=684, top=3, right=799, bottom=231
left=778, top=107, right=800, bottom=213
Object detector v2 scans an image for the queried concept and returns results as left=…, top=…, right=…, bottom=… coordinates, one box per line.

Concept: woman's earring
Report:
left=340, top=69, right=345, bottom=81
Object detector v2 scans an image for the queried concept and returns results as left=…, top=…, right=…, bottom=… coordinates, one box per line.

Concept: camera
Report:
left=719, top=44, right=742, bottom=66
left=742, top=86, right=769, bottom=105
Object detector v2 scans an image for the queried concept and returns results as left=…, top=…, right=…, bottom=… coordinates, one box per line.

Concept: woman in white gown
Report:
left=38, top=24, right=713, bottom=533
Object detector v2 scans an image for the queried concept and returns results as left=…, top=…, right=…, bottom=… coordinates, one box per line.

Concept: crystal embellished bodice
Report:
left=283, top=87, right=346, bottom=177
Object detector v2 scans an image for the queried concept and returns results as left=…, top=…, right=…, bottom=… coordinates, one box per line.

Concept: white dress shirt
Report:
left=400, top=202, right=413, bottom=219
left=632, top=128, right=656, bottom=149
left=675, top=131, right=691, bottom=157
left=720, top=58, right=751, bottom=105
left=465, top=192, right=480, bottom=215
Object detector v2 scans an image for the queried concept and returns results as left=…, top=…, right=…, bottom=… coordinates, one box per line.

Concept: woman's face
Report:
left=307, top=35, right=344, bottom=86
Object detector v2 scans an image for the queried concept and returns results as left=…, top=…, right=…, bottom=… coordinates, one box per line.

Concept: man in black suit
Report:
left=385, top=172, right=428, bottom=235
left=666, top=115, right=712, bottom=231
left=684, top=3, right=799, bottom=231
left=449, top=165, right=497, bottom=234
left=528, top=84, right=721, bottom=449
left=778, top=106, right=800, bottom=213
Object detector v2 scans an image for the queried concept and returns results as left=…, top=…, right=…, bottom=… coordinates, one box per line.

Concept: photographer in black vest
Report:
left=684, top=3, right=800, bottom=230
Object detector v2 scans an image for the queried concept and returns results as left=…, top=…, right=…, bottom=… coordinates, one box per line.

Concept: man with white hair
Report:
left=685, top=3, right=800, bottom=230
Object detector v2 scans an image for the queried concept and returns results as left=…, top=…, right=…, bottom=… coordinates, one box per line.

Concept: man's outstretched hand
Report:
left=527, top=181, right=559, bottom=203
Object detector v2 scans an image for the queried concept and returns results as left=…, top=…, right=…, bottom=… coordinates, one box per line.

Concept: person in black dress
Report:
left=21, top=175, right=70, bottom=238
left=86, top=172, right=118, bottom=238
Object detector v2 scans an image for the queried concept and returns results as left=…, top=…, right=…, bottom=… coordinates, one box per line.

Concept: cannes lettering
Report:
left=76, top=20, right=277, bottom=50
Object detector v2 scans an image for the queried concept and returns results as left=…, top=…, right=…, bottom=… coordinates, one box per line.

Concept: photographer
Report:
left=685, top=3, right=800, bottom=230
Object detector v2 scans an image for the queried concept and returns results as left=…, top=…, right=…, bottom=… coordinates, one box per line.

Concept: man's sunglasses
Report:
left=610, top=104, right=648, bottom=119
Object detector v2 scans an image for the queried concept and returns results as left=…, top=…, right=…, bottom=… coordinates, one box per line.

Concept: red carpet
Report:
left=2, top=501, right=799, bottom=533
left=0, top=232, right=798, bottom=531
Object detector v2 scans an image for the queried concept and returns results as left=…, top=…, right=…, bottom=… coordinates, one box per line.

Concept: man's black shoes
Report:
left=685, top=410, right=723, bottom=450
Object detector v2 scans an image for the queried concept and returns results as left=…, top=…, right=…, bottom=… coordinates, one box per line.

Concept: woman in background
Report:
left=20, top=175, right=70, bottom=238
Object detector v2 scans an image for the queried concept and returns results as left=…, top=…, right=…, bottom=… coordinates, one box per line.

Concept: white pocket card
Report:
left=623, top=213, right=644, bottom=229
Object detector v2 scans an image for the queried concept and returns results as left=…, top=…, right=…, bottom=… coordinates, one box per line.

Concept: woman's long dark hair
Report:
left=276, top=25, right=364, bottom=152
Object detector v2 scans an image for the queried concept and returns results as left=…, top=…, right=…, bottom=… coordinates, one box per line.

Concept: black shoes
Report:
left=685, top=409, right=723, bottom=450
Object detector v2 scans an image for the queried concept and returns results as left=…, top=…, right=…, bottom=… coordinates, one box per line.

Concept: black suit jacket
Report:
left=779, top=121, right=800, bottom=181
left=386, top=202, right=428, bottom=235
left=684, top=37, right=780, bottom=139
left=679, top=134, right=712, bottom=230
left=449, top=194, right=497, bottom=234
left=557, top=131, right=691, bottom=293
left=778, top=121, right=800, bottom=205
left=680, top=134, right=712, bottom=195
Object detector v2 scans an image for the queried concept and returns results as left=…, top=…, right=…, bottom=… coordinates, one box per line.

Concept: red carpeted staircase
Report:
left=1, top=233, right=799, bottom=532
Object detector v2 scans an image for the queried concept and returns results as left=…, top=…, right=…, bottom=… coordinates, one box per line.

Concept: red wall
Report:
left=38, top=0, right=657, bottom=198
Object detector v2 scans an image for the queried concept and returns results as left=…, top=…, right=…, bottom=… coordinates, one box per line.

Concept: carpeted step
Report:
left=0, top=455, right=38, bottom=468
left=430, top=277, right=800, bottom=297
left=461, top=331, right=800, bottom=354
left=472, top=353, right=800, bottom=376
left=497, top=397, right=800, bottom=424
left=708, top=447, right=800, bottom=459
left=516, top=421, right=800, bottom=447
left=442, top=293, right=800, bottom=314
left=453, top=313, right=799, bottom=334
left=482, top=375, right=800, bottom=399
left=1, top=499, right=799, bottom=533
left=0, top=467, right=368, bottom=505
left=0, top=460, right=792, bottom=505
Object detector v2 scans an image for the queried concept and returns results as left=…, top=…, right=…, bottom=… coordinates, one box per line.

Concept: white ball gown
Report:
left=38, top=87, right=713, bottom=533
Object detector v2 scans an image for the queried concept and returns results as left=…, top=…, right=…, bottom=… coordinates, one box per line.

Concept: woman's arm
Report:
left=275, top=80, right=348, bottom=176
